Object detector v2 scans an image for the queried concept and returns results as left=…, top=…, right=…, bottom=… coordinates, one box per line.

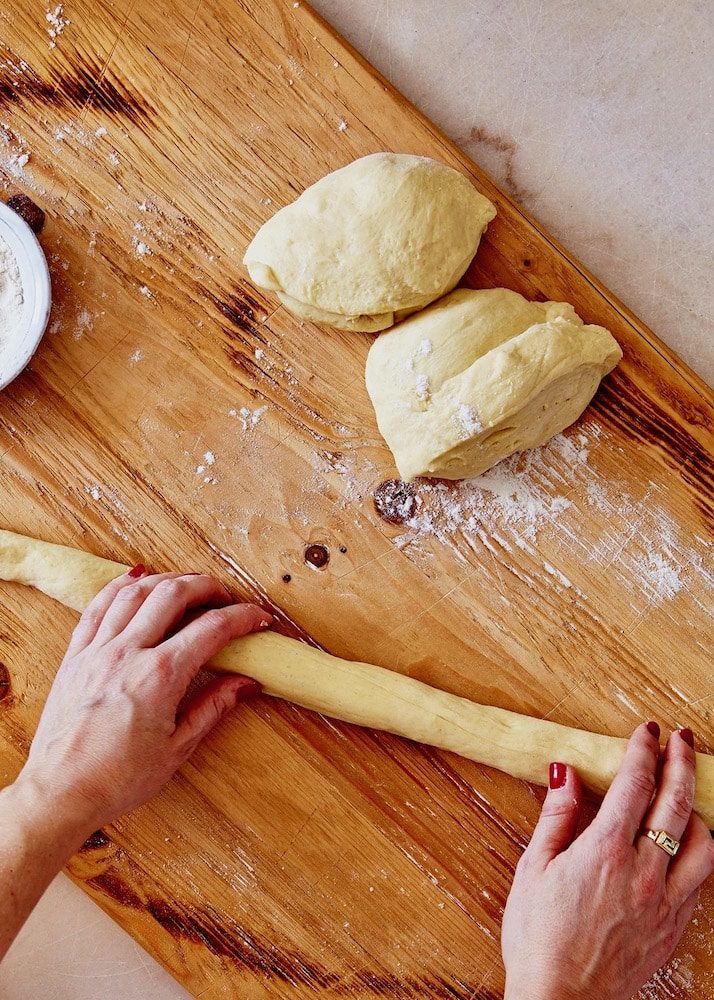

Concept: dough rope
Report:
left=2, top=528, right=712, bottom=826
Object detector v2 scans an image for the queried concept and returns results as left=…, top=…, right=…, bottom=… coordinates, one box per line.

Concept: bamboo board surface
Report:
left=0, top=1, right=712, bottom=997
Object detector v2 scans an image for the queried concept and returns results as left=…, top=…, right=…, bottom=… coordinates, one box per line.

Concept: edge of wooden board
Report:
left=301, top=2, right=712, bottom=409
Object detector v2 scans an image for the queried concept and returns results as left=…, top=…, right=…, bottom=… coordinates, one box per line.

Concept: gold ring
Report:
left=645, top=829, right=680, bottom=857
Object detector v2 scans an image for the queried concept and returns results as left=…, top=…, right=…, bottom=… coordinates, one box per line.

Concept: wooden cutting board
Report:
left=1, top=2, right=712, bottom=997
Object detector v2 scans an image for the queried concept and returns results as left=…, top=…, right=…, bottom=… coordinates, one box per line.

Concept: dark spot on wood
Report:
left=86, top=864, right=498, bottom=996
left=6, top=194, right=45, bottom=233
left=339, top=545, right=347, bottom=554
left=522, top=258, right=531, bottom=268
left=304, top=543, right=329, bottom=569
left=595, top=372, right=713, bottom=530
left=373, top=479, right=416, bottom=524
left=0, top=663, right=10, bottom=702
left=89, top=871, right=143, bottom=909
left=81, top=829, right=111, bottom=851
left=282, top=573, right=292, bottom=582
left=0, top=49, right=153, bottom=124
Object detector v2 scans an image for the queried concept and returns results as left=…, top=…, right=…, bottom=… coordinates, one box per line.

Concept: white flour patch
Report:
left=128, top=349, right=143, bottom=366
left=457, top=403, right=482, bottom=436
left=46, top=5, right=69, bottom=48
left=337, top=119, right=348, bottom=132
left=138, top=285, right=152, bottom=298
left=132, top=238, right=150, bottom=257
left=85, top=484, right=102, bottom=501
left=203, top=450, right=216, bottom=466
left=230, top=405, right=267, bottom=430
left=415, top=374, right=430, bottom=400
left=0, top=236, right=24, bottom=375
left=73, top=308, right=94, bottom=340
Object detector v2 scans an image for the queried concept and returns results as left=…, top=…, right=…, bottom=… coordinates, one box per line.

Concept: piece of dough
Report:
left=243, top=153, right=497, bottom=332
left=365, top=288, right=623, bottom=480
left=2, top=529, right=712, bottom=827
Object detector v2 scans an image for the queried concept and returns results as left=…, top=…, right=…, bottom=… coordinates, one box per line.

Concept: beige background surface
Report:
left=2, top=1, right=711, bottom=997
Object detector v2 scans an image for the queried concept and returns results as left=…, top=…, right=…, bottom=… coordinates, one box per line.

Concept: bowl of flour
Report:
left=0, top=200, right=51, bottom=392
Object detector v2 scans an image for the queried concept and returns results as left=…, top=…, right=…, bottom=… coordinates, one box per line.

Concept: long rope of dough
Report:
left=2, top=528, right=712, bottom=826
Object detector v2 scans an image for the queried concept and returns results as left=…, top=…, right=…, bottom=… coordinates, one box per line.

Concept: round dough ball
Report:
left=365, top=288, right=623, bottom=480
left=243, top=153, right=496, bottom=332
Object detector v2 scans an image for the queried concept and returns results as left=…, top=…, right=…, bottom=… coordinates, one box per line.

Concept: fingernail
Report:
left=679, top=728, right=694, bottom=749
left=235, top=679, right=262, bottom=703
left=549, top=762, right=567, bottom=789
left=128, top=564, right=146, bottom=578
left=646, top=721, right=660, bottom=740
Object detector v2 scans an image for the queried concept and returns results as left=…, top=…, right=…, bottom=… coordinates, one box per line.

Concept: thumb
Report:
left=173, top=674, right=262, bottom=757
left=526, top=763, right=583, bottom=866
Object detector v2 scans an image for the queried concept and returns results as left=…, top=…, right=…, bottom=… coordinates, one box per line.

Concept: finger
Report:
left=121, top=574, right=234, bottom=647
left=92, top=572, right=186, bottom=646
left=160, top=603, right=272, bottom=692
left=67, top=564, right=147, bottom=653
left=523, top=763, right=583, bottom=867
left=673, top=887, right=701, bottom=943
left=640, top=730, right=697, bottom=876
left=593, top=722, right=660, bottom=843
left=667, top=812, right=714, bottom=908
left=172, top=674, right=262, bottom=758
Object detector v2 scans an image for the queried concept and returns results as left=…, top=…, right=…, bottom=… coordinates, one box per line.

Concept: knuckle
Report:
left=199, top=608, right=231, bottom=638
left=667, top=782, right=693, bottom=821
left=593, top=830, right=630, bottom=869
left=155, top=577, right=185, bottom=597
left=150, top=648, right=176, bottom=678
left=540, top=799, right=577, bottom=821
left=635, top=866, right=661, bottom=905
left=624, top=769, right=656, bottom=802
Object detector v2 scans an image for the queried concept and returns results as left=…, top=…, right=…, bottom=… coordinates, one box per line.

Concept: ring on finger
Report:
left=644, top=828, right=681, bottom=857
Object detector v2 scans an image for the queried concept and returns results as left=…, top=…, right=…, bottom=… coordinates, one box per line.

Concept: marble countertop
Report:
left=4, top=2, right=711, bottom=998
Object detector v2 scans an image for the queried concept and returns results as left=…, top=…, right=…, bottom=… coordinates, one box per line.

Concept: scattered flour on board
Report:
left=128, top=349, right=143, bottom=366
left=229, top=405, right=267, bottom=430
left=320, top=422, right=710, bottom=610
left=46, top=5, right=69, bottom=48
left=337, top=119, right=348, bottom=132
left=73, top=308, right=94, bottom=340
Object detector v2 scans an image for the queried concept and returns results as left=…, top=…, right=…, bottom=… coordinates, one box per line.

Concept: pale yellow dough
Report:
left=2, top=529, right=712, bottom=827
left=365, top=288, right=623, bottom=480
left=243, top=153, right=496, bottom=332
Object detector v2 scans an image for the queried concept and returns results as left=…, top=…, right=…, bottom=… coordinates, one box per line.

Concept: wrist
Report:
left=5, top=769, right=96, bottom=857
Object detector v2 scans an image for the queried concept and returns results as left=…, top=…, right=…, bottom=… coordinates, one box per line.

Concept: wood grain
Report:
left=0, top=1, right=712, bottom=997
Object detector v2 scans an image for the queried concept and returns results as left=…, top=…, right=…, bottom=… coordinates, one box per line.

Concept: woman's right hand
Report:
left=502, top=723, right=714, bottom=1000
left=16, top=568, right=272, bottom=842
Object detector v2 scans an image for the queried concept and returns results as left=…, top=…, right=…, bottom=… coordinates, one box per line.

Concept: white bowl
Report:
left=0, top=200, right=52, bottom=392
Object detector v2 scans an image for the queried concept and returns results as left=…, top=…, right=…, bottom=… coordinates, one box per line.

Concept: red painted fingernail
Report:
left=549, top=763, right=567, bottom=789
left=128, top=564, right=146, bottom=578
left=234, top=679, right=262, bottom=703
left=680, top=728, right=694, bottom=749
left=646, top=721, right=660, bottom=740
